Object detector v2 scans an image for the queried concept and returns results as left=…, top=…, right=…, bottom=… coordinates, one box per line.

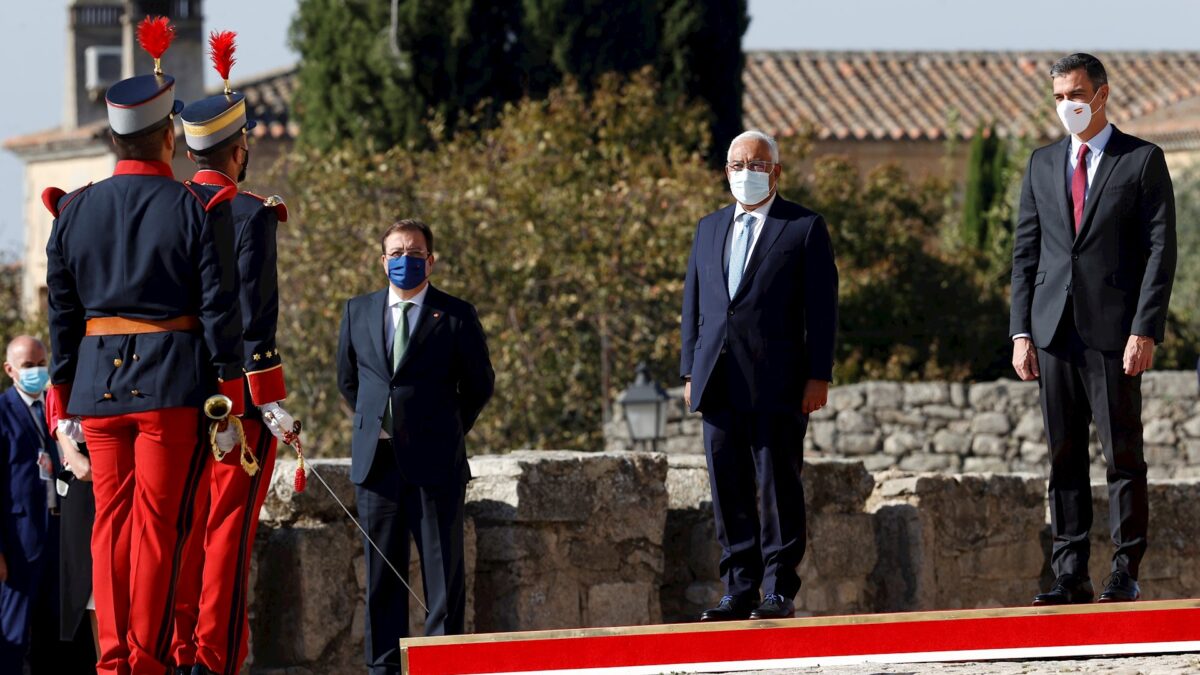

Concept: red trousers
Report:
left=82, top=407, right=209, bottom=675
left=172, top=418, right=277, bottom=674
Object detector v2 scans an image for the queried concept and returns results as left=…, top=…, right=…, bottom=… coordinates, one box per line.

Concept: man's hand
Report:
left=1012, top=337, right=1040, bottom=381
left=683, top=380, right=692, bottom=409
left=215, top=425, right=239, bottom=453
left=260, top=402, right=299, bottom=444
left=59, top=436, right=91, bottom=482
left=1123, top=335, right=1156, bottom=376
left=801, top=379, right=829, bottom=415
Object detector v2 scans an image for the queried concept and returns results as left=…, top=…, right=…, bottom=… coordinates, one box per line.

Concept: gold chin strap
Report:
left=203, top=395, right=257, bottom=476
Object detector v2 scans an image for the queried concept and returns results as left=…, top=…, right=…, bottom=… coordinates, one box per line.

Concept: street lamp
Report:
left=618, top=362, right=670, bottom=452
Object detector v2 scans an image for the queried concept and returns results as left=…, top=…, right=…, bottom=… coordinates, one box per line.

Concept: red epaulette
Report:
left=41, top=183, right=93, bottom=218
left=243, top=190, right=288, bottom=222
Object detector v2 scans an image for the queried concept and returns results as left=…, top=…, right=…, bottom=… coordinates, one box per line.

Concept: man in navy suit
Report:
left=680, top=130, right=838, bottom=621
left=337, top=219, right=494, bottom=674
left=0, top=336, right=68, bottom=672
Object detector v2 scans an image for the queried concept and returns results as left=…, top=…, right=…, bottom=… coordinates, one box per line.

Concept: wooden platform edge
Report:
left=400, top=598, right=1200, bottom=648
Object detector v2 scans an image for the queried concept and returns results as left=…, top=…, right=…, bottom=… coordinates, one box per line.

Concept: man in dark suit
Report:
left=680, top=130, right=839, bottom=621
left=0, top=336, right=94, bottom=673
left=337, top=219, right=494, bottom=674
left=1010, top=53, right=1176, bottom=605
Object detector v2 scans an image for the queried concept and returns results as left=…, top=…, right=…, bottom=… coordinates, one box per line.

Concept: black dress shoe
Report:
left=1033, top=575, right=1094, bottom=606
left=1098, top=571, right=1140, bottom=603
left=700, top=594, right=759, bottom=621
left=749, top=593, right=795, bottom=619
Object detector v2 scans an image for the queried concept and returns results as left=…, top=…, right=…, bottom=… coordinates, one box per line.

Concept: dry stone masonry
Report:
left=606, top=372, right=1200, bottom=478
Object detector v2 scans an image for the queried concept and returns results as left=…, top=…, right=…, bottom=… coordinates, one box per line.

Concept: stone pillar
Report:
left=868, top=472, right=1046, bottom=611
left=467, top=451, right=668, bottom=632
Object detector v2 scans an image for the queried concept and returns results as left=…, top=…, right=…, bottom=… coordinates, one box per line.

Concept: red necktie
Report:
left=1071, top=143, right=1090, bottom=234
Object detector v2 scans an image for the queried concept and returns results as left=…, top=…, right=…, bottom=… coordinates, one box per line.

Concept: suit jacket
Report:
left=190, top=170, right=290, bottom=421
left=337, top=284, right=495, bottom=486
left=1010, top=126, right=1177, bottom=349
left=680, top=196, right=839, bottom=413
left=44, top=160, right=244, bottom=416
left=0, top=387, right=59, bottom=563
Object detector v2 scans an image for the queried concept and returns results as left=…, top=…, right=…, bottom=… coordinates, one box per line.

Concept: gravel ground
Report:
left=715, top=653, right=1200, bottom=674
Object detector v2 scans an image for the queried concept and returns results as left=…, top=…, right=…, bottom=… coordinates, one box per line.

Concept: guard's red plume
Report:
left=137, top=16, right=175, bottom=74
left=209, top=30, right=237, bottom=93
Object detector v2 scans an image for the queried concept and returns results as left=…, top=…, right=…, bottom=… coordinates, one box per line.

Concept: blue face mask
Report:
left=387, top=255, right=427, bottom=291
left=17, top=366, right=49, bottom=395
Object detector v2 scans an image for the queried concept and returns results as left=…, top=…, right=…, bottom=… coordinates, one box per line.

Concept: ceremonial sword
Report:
left=265, top=412, right=429, bottom=614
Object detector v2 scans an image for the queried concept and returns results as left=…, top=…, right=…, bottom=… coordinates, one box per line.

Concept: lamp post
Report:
left=618, top=362, right=670, bottom=452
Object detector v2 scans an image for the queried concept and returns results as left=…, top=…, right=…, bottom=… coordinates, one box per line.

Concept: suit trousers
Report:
left=172, top=418, right=277, bottom=674
left=1037, top=306, right=1148, bottom=579
left=700, top=360, right=808, bottom=600
left=0, top=512, right=62, bottom=674
left=356, top=439, right=466, bottom=675
left=82, top=408, right=208, bottom=675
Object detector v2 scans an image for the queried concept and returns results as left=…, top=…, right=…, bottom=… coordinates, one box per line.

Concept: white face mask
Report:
left=1056, top=89, right=1104, bottom=136
left=728, top=169, right=772, bottom=205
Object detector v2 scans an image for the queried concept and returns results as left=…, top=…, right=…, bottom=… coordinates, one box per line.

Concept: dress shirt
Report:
left=380, top=283, right=429, bottom=439
left=725, top=192, right=777, bottom=275
left=1066, top=122, right=1114, bottom=199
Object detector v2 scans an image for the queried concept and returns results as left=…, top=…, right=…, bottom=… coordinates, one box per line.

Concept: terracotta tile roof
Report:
left=742, top=51, right=1200, bottom=144
left=8, top=51, right=1200, bottom=153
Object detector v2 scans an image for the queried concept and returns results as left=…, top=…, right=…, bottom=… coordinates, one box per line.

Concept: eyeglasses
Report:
left=726, top=160, right=774, bottom=173
left=384, top=250, right=430, bottom=260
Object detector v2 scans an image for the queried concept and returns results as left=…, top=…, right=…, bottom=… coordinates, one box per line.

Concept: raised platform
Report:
left=400, top=599, right=1200, bottom=674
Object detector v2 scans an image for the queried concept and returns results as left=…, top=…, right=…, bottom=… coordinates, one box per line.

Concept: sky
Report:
left=3, top=0, right=1200, bottom=258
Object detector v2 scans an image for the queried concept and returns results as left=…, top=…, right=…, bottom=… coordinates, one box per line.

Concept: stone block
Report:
left=865, top=381, right=903, bottom=409
left=1143, top=419, right=1177, bottom=445
left=586, top=582, right=655, bottom=626
left=883, top=431, right=922, bottom=456
left=260, top=458, right=357, bottom=526
left=810, top=420, right=836, bottom=450
left=1014, top=409, right=1044, bottom=440
left=1144, top=371, right=1196, bottom=400
left=971, top=434, right=1006, bottom=457
left=838, top=432, right=882, bottom=456
left=949, top=383, right=967, bottom=408
left=898, top=452, right=956, bottom=472
left=962, top=457, right=1010, bottom=473
left=903, top=382, right=949, bottom=405
left=971, top=412, right=1012, bottom=435
left=836, top=409, right=875, bottom=434
left=932, top=429, right=971, bottom=455
left=922, top=405, right=963, bottom=420
left=827, top=384, right=866, bottom=411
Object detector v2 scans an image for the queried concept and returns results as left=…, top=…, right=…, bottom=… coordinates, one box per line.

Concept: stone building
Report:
left=6, top=7, right=1200, bottom=315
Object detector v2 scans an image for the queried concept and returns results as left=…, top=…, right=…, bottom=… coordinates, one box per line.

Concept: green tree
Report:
left=289, top=0, right=525, bottom=150
left=289, top=0, right=749, bottom=155
left=961, top=124, right=1005, bottom=249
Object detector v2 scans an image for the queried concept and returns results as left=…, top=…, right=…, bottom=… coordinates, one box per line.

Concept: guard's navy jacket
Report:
left=43, top=159, right=245, bottom=418
left=188, top=169, right=289, bottom=420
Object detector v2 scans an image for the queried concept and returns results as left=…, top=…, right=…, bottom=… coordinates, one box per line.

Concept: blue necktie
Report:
left=728, top=213, right=752, bottom=298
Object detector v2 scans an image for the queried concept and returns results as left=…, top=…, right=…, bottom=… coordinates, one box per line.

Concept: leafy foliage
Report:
left=0, top=260, right=47, bottom=388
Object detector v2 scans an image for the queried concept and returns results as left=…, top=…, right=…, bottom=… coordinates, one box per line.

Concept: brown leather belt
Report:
left=85, top=315, right=201, bottom=336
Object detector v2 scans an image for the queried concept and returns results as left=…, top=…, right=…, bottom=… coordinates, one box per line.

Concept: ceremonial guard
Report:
left=169, top=31, right=297, bottom=675
left=43, top=17, right=244, bottom=675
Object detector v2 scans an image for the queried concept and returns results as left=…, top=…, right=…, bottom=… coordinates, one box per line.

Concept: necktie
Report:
left=1071, top=143, right=1090, bottom=234
left=382, top=302, right=412, bottom=433
left=30, top=399, right=57, bottom=511
left=728, top=213, right=752, bottom=298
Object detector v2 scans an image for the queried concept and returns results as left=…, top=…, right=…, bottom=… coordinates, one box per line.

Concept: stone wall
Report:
left=605, top=372, right=1200, bottom=478
left=243, top=453, right=1200, bottom=674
